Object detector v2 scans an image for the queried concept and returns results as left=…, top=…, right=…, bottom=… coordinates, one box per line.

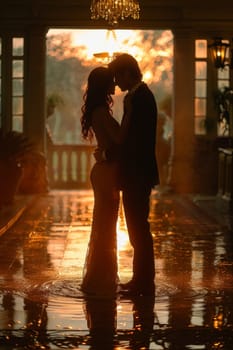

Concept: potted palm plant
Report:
left=214, top=86, right=233, bottom=140
left=0, top=129, right=34, bottom=206
left=213, top=87, right=233, bottom=208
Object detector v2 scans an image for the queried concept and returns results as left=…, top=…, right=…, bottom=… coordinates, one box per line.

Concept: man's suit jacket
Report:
left=120, top=82, right=159, bottom=189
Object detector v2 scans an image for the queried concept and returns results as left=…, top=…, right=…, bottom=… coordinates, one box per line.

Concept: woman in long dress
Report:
left=80, top=67, right=130, bottom=297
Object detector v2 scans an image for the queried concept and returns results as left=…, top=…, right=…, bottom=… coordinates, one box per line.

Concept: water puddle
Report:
left=1, top=277, right=232, bottom=349
left=0, top=191, right=233, bottom=348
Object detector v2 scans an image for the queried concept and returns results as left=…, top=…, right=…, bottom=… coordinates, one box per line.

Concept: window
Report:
left=0, top=38, right=2, bottom=128
left=194, top=40, right=207, bottom=135
left=12, top=37, right=24, bottom=132
left=0, top=36, right=24, bottom=132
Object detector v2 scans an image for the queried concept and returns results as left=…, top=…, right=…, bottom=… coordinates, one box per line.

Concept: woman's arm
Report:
left=92, top=98, right=132, bottom=162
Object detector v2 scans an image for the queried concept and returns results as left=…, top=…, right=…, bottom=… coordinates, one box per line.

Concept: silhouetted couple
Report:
left=80, top=54, right=159, bottom=298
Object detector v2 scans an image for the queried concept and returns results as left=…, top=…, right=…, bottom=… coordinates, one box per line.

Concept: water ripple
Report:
left=35, top=279, right=83, bottom=299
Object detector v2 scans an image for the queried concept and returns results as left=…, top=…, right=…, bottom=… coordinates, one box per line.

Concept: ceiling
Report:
left=0, top=1, right=233, bottom=32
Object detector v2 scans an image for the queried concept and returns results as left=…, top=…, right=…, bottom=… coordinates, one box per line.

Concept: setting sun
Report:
left=72, top=29, right=133, bottom=60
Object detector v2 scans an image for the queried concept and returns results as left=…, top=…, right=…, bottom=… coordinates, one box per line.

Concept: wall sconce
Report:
left=209, top=37, right=233, bottom=69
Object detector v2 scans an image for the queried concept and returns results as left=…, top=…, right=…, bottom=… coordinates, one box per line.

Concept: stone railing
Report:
left=47, top=144, right=95, bottom=189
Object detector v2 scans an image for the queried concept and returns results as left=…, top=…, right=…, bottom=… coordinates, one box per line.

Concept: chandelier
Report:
left=90, top=0, right=140, bottom=27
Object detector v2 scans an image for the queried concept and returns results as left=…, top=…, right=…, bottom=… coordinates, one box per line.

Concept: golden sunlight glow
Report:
left=116, top=198, right=130, bottom=251
left=48, top=28, right=173, bottom=87
left=117, top=226, right=130, bottom=251
left=143, top=70, right=153, bottom=84
left=72, top=29, right=133, bottom=60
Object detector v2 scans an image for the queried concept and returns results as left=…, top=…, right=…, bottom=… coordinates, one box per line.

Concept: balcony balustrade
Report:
left=47, top=144, right=95, bottom=189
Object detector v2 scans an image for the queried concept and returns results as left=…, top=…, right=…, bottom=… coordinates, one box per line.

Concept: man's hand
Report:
left=93, top=147, right=106, bottom=162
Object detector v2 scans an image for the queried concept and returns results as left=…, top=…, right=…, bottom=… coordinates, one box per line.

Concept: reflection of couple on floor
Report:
left=80, top=54, right=159, bottom=298
left=84, top=295, right=155, bottom=349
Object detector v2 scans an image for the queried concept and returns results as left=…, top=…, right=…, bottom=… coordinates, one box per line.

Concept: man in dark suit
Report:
left=108, top=54, right=159, bottom=296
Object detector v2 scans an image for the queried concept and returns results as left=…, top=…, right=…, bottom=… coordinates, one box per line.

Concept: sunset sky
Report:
left=46, top=29, right=173, bottom=143
left=48, top=28, right=173, bottom=87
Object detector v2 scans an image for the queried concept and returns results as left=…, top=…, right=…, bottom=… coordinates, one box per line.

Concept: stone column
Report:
left=24, top=25, right=48, bottom=153
left=169, top=30, right=196, bottom=193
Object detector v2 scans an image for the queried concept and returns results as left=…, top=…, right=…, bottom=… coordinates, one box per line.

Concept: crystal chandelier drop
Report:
left=90, top=0, right=140, bottom=27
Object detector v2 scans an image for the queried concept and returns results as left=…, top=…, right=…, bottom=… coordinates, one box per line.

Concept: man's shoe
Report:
left=119, top=280, right=135, bottom=290
left=119, top=282, right=155, bottom=297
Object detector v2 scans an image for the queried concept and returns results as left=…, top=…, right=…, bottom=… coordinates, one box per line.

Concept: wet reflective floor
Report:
left=0, top=190, right=233, bottom=349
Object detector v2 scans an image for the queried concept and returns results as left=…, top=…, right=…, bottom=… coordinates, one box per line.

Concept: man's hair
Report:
left=108, top=53, right=142, bottom=80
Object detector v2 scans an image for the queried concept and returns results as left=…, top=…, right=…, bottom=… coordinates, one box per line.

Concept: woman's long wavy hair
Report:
left=81, top=67, right=114, bottom=141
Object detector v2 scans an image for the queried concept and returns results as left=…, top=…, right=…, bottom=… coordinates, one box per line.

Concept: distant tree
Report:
left=46, top=30, right=173, bottom=144
left=46, top=33, right=92, bottom=143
